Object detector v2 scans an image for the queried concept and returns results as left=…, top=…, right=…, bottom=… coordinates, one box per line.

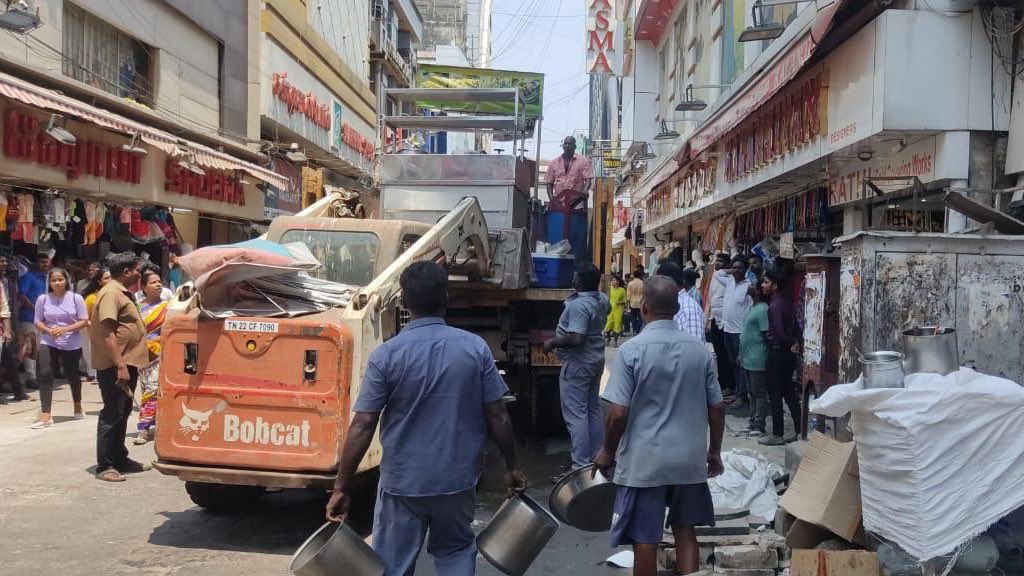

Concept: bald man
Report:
left=546, top=136, right=594, bottom=209
left=596, top=276, right=726, bottom=576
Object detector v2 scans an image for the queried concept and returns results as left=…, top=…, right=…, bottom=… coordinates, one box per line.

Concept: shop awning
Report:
left=0, top=70, right=288, bottom=190
left=672, top=0, right=847, bottom=164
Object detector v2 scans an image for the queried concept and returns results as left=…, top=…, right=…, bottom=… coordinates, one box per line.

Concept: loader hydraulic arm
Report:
left=351, top=196, right=491, bottom=312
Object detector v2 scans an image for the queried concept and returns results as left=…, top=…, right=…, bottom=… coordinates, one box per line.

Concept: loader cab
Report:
left=266, top=217, right=433, bottom=286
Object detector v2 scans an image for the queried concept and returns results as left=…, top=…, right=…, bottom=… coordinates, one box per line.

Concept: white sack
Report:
left=709, top=449, right=784, bottom=520
left=810, top=368, right=1024, bottom=561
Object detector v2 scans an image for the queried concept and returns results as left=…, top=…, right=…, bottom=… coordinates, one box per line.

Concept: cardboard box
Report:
left=779, top=432, right=862, bottom=542
left=790, top=550, right=879, bottom=576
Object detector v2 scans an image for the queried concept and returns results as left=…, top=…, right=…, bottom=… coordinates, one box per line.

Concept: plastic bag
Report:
left=709, top=449, right=784, bottom=520
left=811, top=368, right=1024, bottom=560
left=548, top=239, right=572, bottom=256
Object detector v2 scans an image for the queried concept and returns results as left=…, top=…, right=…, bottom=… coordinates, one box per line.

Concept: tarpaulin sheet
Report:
left=811, top=368, right=1024, bottom=560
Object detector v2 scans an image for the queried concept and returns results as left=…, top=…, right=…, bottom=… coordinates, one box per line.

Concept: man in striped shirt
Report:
left=656, top=263, right=706, bottom=342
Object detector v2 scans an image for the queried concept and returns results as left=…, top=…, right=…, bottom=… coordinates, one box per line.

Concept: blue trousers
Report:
left=373, top=486, right=477, bottom=576
left=559, top=359, right=605, bottom=468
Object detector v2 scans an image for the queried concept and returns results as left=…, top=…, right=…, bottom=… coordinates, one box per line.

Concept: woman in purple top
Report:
left=30, top=268, right=89, bottom=429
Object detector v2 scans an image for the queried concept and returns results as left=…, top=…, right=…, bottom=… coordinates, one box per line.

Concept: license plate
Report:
left=225, top=320, right=279, bottom=333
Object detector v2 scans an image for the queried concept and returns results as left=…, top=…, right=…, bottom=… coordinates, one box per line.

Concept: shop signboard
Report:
left=686, top=32, right=817, bottom=157
left=414, top=64, right=544, bottom=120
left=0, top=102, right=263, bottom=220
left=3, top=109, right=143, bottom=184
left=264, top=159, right=302, bottom=220
left=262, top=39, right=375, bottom=175
left=585, top=0, right=624, bottom=76
left=824, top=21, right=876, bottom=153
left=164, top=159, right=247, bottom=206
left=602, top=150, right=622, bottom=171
left=827, top=136, right=938, bottom=207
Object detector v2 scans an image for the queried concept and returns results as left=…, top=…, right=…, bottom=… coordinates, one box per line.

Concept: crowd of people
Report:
left=611, top=252, right=804, bottom=443
left=0, top=251, right=170, bottom=475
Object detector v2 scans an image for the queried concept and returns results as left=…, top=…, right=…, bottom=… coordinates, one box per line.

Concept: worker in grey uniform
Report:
left=596, top=276, right=726, bottom=576
left=326, top=261, right=527, bottom=576
left=544, top=263, right=611, bottom=470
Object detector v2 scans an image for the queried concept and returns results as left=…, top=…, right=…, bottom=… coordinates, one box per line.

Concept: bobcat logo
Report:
left=179, top=404, right=213, bottom=441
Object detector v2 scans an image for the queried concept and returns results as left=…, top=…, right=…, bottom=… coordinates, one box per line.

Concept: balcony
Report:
left=370, top=20, right=415, bottom=87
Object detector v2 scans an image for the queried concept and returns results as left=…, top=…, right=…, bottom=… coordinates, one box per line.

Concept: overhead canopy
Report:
left=0, top=70, right=288, bottom=190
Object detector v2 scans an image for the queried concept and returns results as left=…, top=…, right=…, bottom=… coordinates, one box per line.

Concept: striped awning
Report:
left=0, top=70, right=288, bottom=190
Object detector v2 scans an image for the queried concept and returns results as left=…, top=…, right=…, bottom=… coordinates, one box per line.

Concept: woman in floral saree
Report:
left=134, top=269, right=169, bottom=445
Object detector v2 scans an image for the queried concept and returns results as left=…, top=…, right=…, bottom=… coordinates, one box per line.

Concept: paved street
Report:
left=0, top=345, right=784, bottom=576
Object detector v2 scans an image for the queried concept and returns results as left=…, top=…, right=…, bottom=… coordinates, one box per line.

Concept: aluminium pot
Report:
left=860, top=351, right=906, bottom=389
left=902, top=326, right=958, bottom=376
left=548, top=464, right=617, bottom=532
left=289, top=522, right=384, bottom=576
left=477, top=492, right=559, bottom=576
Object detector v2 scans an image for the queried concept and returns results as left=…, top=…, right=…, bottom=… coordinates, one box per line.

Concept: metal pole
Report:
left=533, top=117, right=543, bottom=199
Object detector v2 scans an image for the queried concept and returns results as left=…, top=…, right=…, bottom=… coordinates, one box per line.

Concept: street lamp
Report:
left=738, top=0, right=810, bottom=42
left=0, top=1, right=41, bottom=34
left=654, top=121, right=679, bottom=141
left=635, top=143, right=657, bottom=160
left=676, top=84, right=731, bottom=112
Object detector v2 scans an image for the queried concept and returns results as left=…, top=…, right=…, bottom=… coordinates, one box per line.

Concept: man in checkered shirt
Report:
left=655, top=263, right=706, bottom=342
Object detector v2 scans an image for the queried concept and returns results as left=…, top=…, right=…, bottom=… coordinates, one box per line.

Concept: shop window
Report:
left=279, top=229, right=381, bottom=287
left=62, top=2, right=155, bottom=107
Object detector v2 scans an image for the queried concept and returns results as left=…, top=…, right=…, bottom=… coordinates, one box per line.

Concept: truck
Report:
left=153, top=87, right=588, bottom=509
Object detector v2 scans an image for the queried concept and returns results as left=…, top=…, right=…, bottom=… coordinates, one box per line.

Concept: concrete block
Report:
left=698, top=518, right=751, bottom=536
left=714, top=545, right=778, bottom=569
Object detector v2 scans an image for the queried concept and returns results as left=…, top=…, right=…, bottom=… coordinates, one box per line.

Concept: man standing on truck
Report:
left=543, top=263, right=610, bottom=471
left=595, top=276, right=725, bottom=576
left=326, top=261, right=527, bottom=575
left=545, top=135, right=594, bottom=209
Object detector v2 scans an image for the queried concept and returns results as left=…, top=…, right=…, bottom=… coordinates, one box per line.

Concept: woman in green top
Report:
left=739, top=283, right=770, bottom=437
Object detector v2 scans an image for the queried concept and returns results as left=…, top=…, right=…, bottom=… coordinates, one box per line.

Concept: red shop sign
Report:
left=272, top=72, right=331, bottom=130
left=342, top=123, right=374, bottom=160
left=2, top=109, right=142, bottom=184
left=722, top=72, right=825, bottom=184
left=164, top=158, right=246, bottom=206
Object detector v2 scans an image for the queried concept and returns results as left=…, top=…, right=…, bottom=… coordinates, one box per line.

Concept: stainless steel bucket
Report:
left=477, top=492, right=559, bottom=576
left=548, top=464, right=617, bottom=532
left=289, top=522, right=384, bottom=576
left=860, top=351, right=906, bottom=389
left=902, top=326, right=958, bottom=375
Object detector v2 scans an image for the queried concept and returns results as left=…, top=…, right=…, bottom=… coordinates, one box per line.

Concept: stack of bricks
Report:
left=657, top=514, right=788, bottom=575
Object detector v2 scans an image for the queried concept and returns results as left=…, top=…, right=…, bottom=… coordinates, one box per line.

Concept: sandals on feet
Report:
left=96, top=469, right=126, bottom=482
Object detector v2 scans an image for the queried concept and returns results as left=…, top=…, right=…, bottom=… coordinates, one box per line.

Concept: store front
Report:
left=0, top=71, right=284, bottom=286
left=261, top=38, right=377, bottom=207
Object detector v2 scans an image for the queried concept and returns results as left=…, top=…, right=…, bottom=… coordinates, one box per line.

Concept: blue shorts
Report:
left=609, top=483, right=715, bottom=547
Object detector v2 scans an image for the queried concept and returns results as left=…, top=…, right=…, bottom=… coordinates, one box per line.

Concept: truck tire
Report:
left=185, top=481, right=266, bottom=512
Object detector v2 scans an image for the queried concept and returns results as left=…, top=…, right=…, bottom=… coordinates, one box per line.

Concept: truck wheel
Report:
left=185, top=481, right=266, bottom=512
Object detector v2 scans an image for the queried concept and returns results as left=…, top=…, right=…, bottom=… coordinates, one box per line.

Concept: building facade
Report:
left=0, top=0, right=287, bottom=261
left=613, top=0, right=1016, bottom=271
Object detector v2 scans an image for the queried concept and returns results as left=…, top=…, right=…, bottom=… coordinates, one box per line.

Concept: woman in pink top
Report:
left=30, top=268, right=89, bottom=429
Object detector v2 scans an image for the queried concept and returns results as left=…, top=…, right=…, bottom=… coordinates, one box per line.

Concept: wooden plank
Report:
left=791, top=550, right=879, bottom=576
left=944, top=191, right=1024, bottom=234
